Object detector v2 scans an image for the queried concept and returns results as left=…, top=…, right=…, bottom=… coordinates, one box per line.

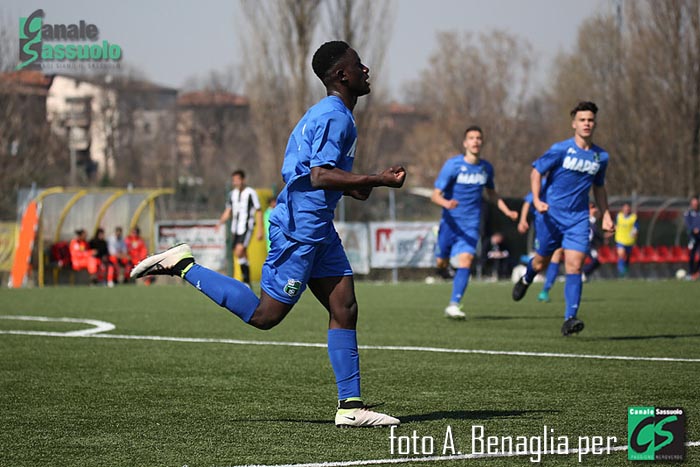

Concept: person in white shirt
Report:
left=216, top=170, right=263, bottom=286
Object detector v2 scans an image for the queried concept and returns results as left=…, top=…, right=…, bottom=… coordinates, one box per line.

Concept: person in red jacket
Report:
left=126, top=226, right=150, bottom=284
left=69, top=229, right=100, bottom=282
left=126, top=227, right=148, bottom=264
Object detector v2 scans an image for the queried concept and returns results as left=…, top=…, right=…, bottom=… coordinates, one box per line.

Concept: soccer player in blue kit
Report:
left=431, top=126, right=518, bottom=319
left=512, top=101, right=614, bottom=336
left=518, top=189, right=564, bottom=303
left=131, top=41, right=405, bottom=427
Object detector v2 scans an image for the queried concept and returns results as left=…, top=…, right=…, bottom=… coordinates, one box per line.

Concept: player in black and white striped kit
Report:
left=217, top=170, right=263, bottom=286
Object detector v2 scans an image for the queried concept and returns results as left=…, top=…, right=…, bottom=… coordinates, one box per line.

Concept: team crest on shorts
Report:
left=284, top=278, right=302, bottom=297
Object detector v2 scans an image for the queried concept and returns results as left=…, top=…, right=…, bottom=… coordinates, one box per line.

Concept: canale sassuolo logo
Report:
left=17, top=9, right=122, bottom=70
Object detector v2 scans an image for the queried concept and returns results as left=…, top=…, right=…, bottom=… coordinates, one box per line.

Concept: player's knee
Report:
left=249, top=307, right=284, bottom=330
left=532, top=256, right=547, bottom=271
left=331, top=302, right=358, bottom=327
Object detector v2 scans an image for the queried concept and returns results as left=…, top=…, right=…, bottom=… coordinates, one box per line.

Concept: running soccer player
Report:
left=132, top=41, right=405, bottom=427
left=614, top=202, right=638, bottom=278
left=518, top=189, right=563, bottom=303
left=216, top=170, right=263, bottom=286
left=685, top=195, right=700, bottom=279
left=512, top=101, right=614, bottom=336
left=432, top=126, right=518, bottom=319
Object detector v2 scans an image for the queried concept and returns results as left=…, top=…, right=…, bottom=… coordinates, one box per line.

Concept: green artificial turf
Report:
left=0, top=279, right=698, bottom=466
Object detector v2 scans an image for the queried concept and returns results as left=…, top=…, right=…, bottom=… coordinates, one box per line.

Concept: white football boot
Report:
left=335, top=407, right=400, bottom=428
left=444, top=303, right=466, bottom=319
left=130, top=243, right=194, bottom=279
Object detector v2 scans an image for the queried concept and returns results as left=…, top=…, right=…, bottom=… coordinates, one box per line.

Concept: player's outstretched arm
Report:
left=216, top=207, right=232, bottom=231
left=518, top=201, right=531, bottom=234
left=485, top=188, right=519, bottom=221
left=310, top=165, right=406, bottom=191
left=530, top=169, right=548, bottom=213
left=593, top=185, right=614, bottom=232
left=431, top=188, right=458, bottom=210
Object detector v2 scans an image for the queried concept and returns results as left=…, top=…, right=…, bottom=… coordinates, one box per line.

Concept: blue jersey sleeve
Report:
left=485, top=162, right=495, bottom=190
left=524, top=192, right=533, bottom=203
left=434, top=159, right=454, bottom=191
left=310, top=113, right=352, bottom=168
left=532, top=145, right=563, bottom=175
left=593, top=159, right=607, bottom=186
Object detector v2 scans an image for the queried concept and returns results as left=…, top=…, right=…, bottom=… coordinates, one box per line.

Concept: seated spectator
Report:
left=126, top=227, right=148, bottom=265
left=108, top=227, right=132, bottom=283
left=483, top=232, right=511, bottom=280
left=89, top=228, right=116, bottom=287
left=69, top=229, right=100, bottom=283
left=126, top=227, right=151, bottom=284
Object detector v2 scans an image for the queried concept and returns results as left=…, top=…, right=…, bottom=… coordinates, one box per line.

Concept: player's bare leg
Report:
left=309, top=276, right=399, bottom=427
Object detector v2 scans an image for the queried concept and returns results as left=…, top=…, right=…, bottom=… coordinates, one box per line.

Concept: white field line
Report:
left=0, top=315, right=114, bottom=336
left=230, top=441, right=700, bottom=467
left=1, top=315, right=700, bottom=363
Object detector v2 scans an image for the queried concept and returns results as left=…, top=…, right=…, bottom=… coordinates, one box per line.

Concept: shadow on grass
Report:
left=227, top=409, right=558, bottom=426
left=472, top=315, right=560, bottom=321
left=588, top=333, right=700, bottom=341
left=227, top=418, right=334, bottom=425
left=400, top=409, right=559, bottom=424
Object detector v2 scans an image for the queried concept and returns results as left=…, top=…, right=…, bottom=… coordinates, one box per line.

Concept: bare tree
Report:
left=236, top=0, right=322, bottom=187
left=322, top=0, right=395, bottom=179
left=0, top=14, right=70, bottom=218
left=401, top=30, right=536, bottom=192
left=182, top=64, right=242, bottom=94
left=0, top=79, right=70, bottom=219
left=236, top=0, right=396, bottom=190
left=549, top=0, right=700, bottom=197
left=0, top=11, right=17, bottom=72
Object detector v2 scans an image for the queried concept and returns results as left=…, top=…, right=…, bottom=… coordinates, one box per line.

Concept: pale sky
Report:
left=3, top=0, right=612, bottom=99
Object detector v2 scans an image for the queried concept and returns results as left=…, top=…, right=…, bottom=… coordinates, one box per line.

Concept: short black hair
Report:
left=570, top=101, right=598, bottom=118
left=231, top=170, right=245, bottom=179
left=312, top=41, right=350, bottom=82
left=463, top=125, right=483, bottom=138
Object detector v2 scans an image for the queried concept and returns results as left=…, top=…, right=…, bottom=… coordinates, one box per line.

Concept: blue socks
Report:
left=524, top=258, right=537, bottom=283
left=183, top=264, right=259, bottom=323
left=617, top=258, right=627, bottom=276
left=450, top=268, right=470, bottom=304
left=564, top=273, right=582, bottom=320
left=327, top=329, right=361, bottom=400
left=543, top=261, right=560, bottom=292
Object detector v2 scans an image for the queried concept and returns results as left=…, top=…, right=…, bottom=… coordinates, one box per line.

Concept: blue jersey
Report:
left=533, top=138, right=608, bottom=224
left=270, top=96, right=357, bottom=243
left=434, top=155, right=495, bottom=227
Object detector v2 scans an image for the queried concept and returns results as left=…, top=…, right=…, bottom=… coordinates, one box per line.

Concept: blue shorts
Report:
left=435, top=219, right=479, bottom=259
left=260, top=223, right=352, bottom=305
left=616, top=243, right=633, bottom=256
left=534, top=213, right=590, bottom=256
